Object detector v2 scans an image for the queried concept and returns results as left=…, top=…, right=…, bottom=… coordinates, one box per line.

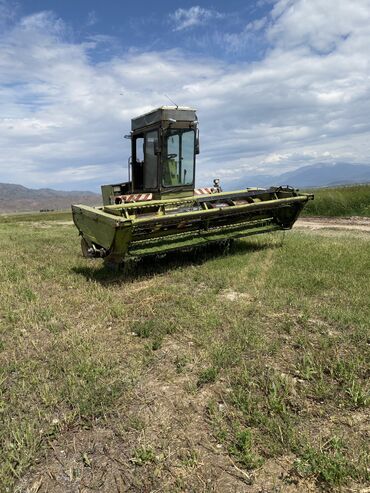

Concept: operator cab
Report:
left=131, top=106, right=198, bottom=197
left=101, top=107, right=199, bottom=205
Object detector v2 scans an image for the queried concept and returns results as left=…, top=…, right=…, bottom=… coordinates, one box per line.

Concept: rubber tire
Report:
left=81, top=238, right=92, bottom=258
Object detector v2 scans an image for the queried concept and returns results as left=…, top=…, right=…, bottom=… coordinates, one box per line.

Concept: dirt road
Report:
left=295, top=216, right=370, bottom=233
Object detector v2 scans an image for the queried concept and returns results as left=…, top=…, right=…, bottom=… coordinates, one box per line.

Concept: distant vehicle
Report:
left=72, top=107, right=313, bottom=265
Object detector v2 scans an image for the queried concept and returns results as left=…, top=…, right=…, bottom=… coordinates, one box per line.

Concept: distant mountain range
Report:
left=224, top=163, right=370, bottom=190
left=1, top=163, right=370, bottom=213
left=0, top=183, right=101, bottom=213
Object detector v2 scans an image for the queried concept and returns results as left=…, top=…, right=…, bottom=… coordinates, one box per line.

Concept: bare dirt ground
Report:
left=17, top=335, right=318, bottom=493
left=296, top=216, right=370, bottom=233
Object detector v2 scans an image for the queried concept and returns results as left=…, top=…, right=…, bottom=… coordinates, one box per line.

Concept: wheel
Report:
left=81, top=237, right=93, bottom=258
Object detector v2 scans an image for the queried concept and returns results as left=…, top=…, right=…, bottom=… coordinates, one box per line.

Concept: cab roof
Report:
left=131, top=106, right=197, bottom=132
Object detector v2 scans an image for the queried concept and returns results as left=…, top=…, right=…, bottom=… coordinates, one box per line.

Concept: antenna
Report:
left=165, top=94, right=179, bottom=109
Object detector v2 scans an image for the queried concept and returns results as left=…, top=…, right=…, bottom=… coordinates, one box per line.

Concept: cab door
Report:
left=143, top=130, right=159, bottom=190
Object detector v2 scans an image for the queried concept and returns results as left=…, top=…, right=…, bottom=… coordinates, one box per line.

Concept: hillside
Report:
left=224, top=162, right=370, bottom=190
left=0, top=183, right=101, bottom=212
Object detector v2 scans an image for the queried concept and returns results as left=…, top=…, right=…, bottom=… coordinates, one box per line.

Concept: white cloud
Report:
left=1, top=0, right=370, bottom=190
left=268, top=0, right=370, bottom=53
left=169, top=6, right=223, bottom=32
left=247, top=17, right=267, bottom=33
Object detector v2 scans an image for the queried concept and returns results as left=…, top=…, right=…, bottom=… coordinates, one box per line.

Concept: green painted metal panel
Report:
left=72, top=189, right=312, bottom=263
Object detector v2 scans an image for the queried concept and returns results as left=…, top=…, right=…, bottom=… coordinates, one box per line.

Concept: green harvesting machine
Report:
left=72, top=106, right=313, bottom=265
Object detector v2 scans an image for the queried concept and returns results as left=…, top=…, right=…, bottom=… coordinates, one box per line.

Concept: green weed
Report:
left=179, top=449, right=199, bottom=468
left=133, top=320, right=155, bottom=338
left=131, top=446, right=156, bottom=466
left=197, top=367, right=218, bottom=387
left=228, top=428, right=262, bottom=469
left=295, top=437, right=365, bottom=486
left=174, top=354, right=188, bottom=373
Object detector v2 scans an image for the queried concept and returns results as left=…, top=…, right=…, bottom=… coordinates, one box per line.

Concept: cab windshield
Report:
left=162, top=129, right=195, bottom=187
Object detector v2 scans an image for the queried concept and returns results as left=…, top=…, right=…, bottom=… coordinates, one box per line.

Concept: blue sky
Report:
left=1, top=0, right=370, bottom=191
left=17, top=0, right=270, bottom=60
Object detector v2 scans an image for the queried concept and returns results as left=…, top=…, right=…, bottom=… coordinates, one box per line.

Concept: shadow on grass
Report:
left=72, top=236, right=284, bottom=285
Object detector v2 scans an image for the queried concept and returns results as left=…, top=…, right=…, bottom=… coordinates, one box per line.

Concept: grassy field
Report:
left=0, top=210, right=72, bottom=223
left=302, top=183, right=370, bottom=217
left=0, top=212, right=369, bottom=492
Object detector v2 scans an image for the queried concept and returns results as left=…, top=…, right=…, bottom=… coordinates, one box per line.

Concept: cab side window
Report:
left=144, top=131, right=158, bottom=189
